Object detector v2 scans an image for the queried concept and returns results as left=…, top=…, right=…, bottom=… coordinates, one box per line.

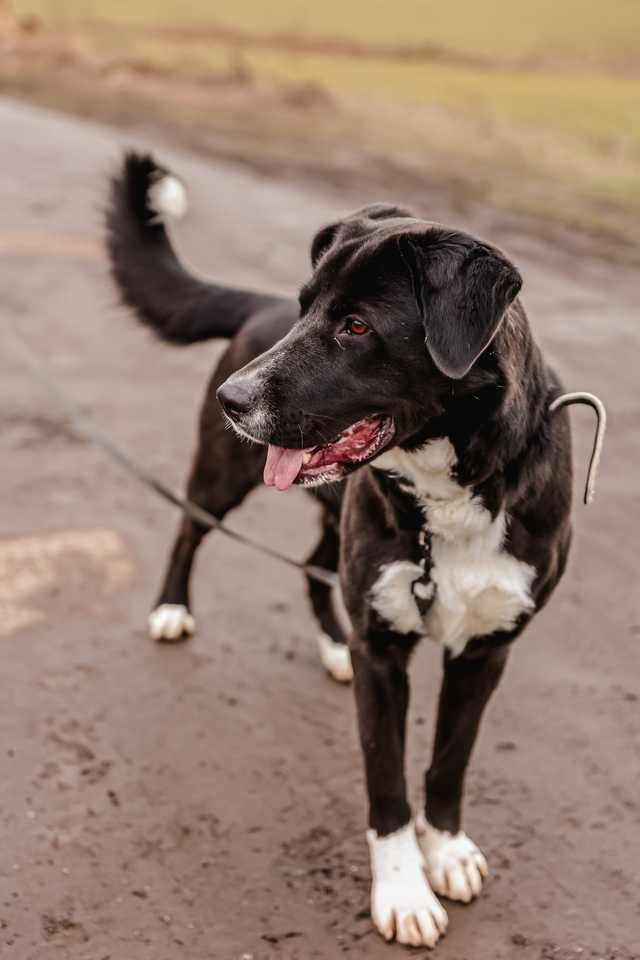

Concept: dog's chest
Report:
left=371, top=439, right=535, bottom=655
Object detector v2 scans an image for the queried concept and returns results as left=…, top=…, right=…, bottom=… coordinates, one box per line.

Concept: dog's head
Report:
left=218, top=205, right=522, bottom=490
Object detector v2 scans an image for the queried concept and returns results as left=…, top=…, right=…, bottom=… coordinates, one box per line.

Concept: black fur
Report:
left=106, top=152, right=574, bottom=941
left=107, top=152, right=282, bottom=345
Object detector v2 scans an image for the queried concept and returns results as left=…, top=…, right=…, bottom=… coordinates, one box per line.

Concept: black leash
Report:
left=8, top=327, right=339, bottom=589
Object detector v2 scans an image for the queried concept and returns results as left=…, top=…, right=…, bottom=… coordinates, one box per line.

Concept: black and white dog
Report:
left=107, top=153, right=573, bottom=948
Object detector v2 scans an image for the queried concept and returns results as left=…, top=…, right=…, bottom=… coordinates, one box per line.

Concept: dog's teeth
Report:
left=303, top=452, right=312, bottom=464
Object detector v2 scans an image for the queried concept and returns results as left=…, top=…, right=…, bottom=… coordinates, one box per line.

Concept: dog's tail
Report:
left=106, top=152, right=280, bottom=345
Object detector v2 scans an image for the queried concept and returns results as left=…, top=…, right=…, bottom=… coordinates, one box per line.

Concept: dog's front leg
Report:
left=417, top=644, right=510, bottom=903
left=351, top=635, right=448, bottom=948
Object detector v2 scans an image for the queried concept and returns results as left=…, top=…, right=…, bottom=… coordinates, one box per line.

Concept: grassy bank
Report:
left=12, top=0, right=640, bottom=62
left=4, top=1, right=639, bottom=255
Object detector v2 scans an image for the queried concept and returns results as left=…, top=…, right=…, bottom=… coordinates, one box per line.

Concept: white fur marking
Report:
left=367, top=822, right=448, bottom=947
left=372, top=438, right=535, bottom=655
left=147, top=174, right=188, bottom=221
left=222, top=358, right=278, bottom=445
left=427, top=512, right=535, bottom=655
left=370, top=562, right=425, bottom=635
left=317, top=633, right=353, bottom=683
left=416, top=815, right=488, bottom=903
left=413, top=581, right=434, bottom=601
left=240, top=404, right=275, bottom=441
left=148, top=603, right=195, bottom=641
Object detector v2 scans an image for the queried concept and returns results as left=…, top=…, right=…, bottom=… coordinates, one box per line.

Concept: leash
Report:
left=548, top=392, right=607, bottom=505
left=7, top=326, right=339, bottom=589
left=7, top=327, right=605, bottom=590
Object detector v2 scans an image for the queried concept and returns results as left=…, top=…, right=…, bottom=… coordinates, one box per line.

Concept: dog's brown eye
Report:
left=345, top=317, right=370, bottom=336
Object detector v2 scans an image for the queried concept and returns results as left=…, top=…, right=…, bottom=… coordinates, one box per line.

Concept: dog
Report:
left=106, top=153, right=573, bottom=948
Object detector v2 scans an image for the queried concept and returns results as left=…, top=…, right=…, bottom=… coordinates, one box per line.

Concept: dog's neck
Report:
left=374, top=301, right=552, bottom=514
left=375, top=438, right=461, bottom=505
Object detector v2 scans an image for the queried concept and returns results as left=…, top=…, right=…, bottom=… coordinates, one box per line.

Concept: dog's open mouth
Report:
left=263, top=415, right=395, bottom=491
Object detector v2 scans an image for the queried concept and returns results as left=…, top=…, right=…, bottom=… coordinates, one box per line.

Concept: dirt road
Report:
left=1, top=98, right=638, bottom=959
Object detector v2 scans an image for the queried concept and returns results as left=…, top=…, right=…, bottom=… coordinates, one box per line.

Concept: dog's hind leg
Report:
left=416, top=643, right=510, bottom=903
left=306, top=512, right=353, bottom=683
left=149, top=397, right=264, bottom=642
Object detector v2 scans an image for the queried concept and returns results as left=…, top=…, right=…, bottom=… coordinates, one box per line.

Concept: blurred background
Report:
left=2, top=0, right=639, bottom=256
left=1, top=3, right=638, bottom=958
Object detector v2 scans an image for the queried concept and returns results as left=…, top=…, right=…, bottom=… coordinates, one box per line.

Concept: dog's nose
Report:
left=216, top=379, right=254, bottom=418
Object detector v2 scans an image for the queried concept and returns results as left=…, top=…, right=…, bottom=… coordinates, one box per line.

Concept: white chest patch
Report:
left=371, top=439, right=535, bottom=656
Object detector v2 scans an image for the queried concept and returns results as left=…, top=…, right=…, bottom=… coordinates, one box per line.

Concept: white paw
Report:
left=416, top=815, right=488, bottom=903
left=148, top=603, right=195, bottom=641
left=367, top=822, right=448, bottom=948
left=317, top=633, right=353, bottom=683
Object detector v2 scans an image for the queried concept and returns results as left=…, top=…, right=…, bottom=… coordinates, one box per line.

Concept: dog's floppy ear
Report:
left=399, top=234, right=522, bottom=379
left=357, top=202, right=415, bottom=222
left=310, top=222, right=339, bottom=267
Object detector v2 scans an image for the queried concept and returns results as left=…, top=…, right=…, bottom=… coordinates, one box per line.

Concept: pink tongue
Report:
left=263, top=445, right=305, bottom=491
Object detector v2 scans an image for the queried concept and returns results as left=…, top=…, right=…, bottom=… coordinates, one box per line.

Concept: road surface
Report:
left=1, top=98, right=638, bottom=959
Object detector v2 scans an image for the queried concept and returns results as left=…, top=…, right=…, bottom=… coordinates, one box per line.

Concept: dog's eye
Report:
left=344, top=317, right=370, bottom=336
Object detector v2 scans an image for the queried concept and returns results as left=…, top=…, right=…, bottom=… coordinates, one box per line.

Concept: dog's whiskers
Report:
left=301, top=410, right=342, bottom=424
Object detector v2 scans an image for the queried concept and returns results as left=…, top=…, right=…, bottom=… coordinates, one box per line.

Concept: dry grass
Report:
left=4, top=1, right=639, bottom=253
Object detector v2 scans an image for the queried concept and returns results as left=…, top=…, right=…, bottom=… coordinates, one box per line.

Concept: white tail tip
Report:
left=147, top=174, right=188, bottom=221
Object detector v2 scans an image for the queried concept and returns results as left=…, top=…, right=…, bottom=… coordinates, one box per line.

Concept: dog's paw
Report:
left=367, top=822, right=448, bottom=948
left=416, top=815, right=488, bottom=903
left=317, top=633, right=353, bottom=683
left=148, top=603, right=195, bottom=642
